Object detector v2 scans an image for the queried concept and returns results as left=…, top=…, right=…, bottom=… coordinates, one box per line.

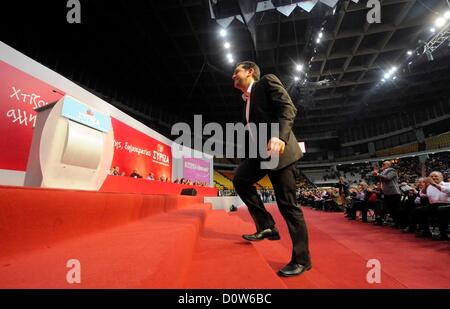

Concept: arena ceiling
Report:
left=1, top=0, right=450, bottom=147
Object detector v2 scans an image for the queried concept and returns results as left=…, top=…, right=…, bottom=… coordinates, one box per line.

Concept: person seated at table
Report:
left=109, top=166, right=120, bottom=176
left=130, top=169, right=143, bottom=178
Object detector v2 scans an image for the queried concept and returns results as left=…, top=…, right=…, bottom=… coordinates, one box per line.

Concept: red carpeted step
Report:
left=303, top=207, right=450, bottom=288
left=249, top=238, right=331, bottom=288
left=184, top=210, right=288, bottom=289
left=0, top=185, right=203, bottom=258
left=235, top=204, right=450, bottom=288
left=234, top=205, right=408, bottom=288
left=0, top=204, right=209, bottom=288
left=230, top=210, right=326, bottom=289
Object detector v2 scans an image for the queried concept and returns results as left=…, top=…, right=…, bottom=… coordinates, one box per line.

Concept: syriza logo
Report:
left=157, top=144, right=164, bottom=153
left=153, top=144, right=170, bottom=167
left=78, top=110, right=100, bottom=127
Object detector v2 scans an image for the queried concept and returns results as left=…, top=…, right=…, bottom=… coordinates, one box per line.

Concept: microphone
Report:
left=52, top=89, right=65, bottom=96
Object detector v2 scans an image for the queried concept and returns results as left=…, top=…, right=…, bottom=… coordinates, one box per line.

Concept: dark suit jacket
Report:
left=243, top=74, right=302, bottom=170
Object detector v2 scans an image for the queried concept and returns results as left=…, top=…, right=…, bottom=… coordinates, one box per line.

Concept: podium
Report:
left=24, top=95, right=114, bottom=191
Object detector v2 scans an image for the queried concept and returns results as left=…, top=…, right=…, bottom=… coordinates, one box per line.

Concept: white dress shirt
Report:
left=242, top=81, right=254, bottom=123
left=426, top=181, right=450, bottom=204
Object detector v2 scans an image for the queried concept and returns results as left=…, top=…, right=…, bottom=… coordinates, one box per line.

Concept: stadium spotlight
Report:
left=226, top=53, right=234, bottom=63
left=294, top=76, right=300, bottom=81
left=407, top=50, right=413, bottom=56
left=435, top=17, right=446, bottom=28
left=296, top=64, right=303, bottom=72
left=219, top=29, right=227, bottom=37
left=224, top=42, right=231, bottom=49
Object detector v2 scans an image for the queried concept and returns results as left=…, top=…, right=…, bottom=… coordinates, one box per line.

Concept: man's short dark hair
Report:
left=237, top=61, right=261, bottom=81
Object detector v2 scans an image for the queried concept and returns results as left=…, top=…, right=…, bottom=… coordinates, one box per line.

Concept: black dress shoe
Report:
left=242, top=228, right=280, bottom=241
left=278, top=262, right=312, bottom=277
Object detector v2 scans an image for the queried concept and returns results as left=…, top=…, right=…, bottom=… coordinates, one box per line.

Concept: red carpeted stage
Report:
left=1, top=185, right=449, bottom=289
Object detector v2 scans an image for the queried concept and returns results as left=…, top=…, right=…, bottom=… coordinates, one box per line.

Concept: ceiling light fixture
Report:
left=435, top=17, right=446, bottom=28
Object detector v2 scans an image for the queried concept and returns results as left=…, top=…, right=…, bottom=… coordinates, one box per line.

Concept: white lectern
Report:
left=24, top=95, right=114, bottom=191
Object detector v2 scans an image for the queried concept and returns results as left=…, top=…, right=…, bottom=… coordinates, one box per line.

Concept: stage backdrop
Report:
left=111, top=118, right=172, bottom=180
left=0, top=59, right=172, bottom=183
left=1, top=42, right=216, bottom=187
left=182, top=157, right=211, bottom=184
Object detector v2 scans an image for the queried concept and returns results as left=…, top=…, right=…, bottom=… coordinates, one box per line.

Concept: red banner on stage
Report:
left=110, top=118, right=172, bottom=181
left=0, top=60, right=64, bottom=171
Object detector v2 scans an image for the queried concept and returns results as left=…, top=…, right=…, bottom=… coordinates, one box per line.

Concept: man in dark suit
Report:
left=231, top=61, right=311, bottom=277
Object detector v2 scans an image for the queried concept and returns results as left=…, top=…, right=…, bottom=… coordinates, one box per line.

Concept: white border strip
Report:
left=0, top=169, right=25, bottom=186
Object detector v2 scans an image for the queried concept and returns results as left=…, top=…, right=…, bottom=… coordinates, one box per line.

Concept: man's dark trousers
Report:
left=233, top=158, right=311, bottom=265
